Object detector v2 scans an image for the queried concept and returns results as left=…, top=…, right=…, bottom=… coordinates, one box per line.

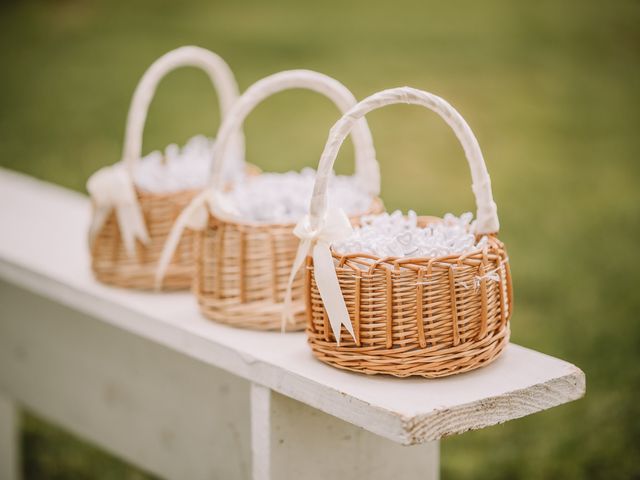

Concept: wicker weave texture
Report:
left=91, top=188, right=198, bottom=290
left=307, top=232, right=512, bottom=378
left=195, top=200, right=384, bottom=330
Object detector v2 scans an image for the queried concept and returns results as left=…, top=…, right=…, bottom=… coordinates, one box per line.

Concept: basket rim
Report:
left=207, top=196, right=385, bottom=229
left=130, top=163, right=262, bottom=200
left=133, top=185, right=202, bottom=200
left=327, top=226, right=506, bottom=272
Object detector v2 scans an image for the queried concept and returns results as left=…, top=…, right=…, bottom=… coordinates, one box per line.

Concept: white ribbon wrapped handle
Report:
left=208, top=69, right=380, bottom=196
left=156, top=69, right=381, bottom=288
left=122, top=46, right=244, bottom=173
left=310, top=87, right=499, bottom=232
left=87, top=46, right=243, bottom=257
left=289, top=87, right=500, bottom=342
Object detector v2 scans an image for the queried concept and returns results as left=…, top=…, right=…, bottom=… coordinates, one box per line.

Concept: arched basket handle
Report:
left=208, top=69, right=380, bottom=196
left=309, top=87, right=499, bottom=234
left=122, top=46, right=244, bottom=175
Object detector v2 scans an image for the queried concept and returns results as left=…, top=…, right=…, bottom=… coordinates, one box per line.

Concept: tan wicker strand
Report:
left=416, top=268, right=427, bottom=348
left=305, top=256, right=314, bottom=332
left=270, top=233, right=279, bottom=303
left=385, top=268, right=394, bottom=349
left=238, top=229, right=246, bottom=303
left=426, top=261, right=436, bottom=346
left=478, top=249, right=489, bottom=339
left=448, top=265, right=460, bottom=346
left=505, top=260, right=514, bottom=317
left=323, top=310, right=331, bottom=341
left=214, top=221, right=225, bottom=299
left=353, top=272, right=362, bottom=346
left=91, top=187, right=199, bottom=290
left=498, top=259, right=507, bottom=328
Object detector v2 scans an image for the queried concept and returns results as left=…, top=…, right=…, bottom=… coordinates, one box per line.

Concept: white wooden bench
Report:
left=0, top=168, right=585, bottom=480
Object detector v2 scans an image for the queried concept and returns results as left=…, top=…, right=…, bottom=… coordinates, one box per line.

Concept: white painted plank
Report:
left=251, top=383, right=272, bottom=480
left=0, top=168, right=586, bottom=445
left=0, top=281, right=251, bottom=480
left=0, top=391, right=20, bottom=480
left=267, top=391, right=439, bottom=480
left=249, top=385, right=438, bottom=480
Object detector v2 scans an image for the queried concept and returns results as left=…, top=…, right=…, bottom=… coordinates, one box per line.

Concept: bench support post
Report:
left=250, top=383, right=439, bottom=480
left=0, top=392, right=20, bottom=480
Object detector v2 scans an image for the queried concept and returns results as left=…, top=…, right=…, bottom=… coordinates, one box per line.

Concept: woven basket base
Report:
left=196, top=298, right=307, bottom=331
left=92, top=262, right=193, bottom=291
left=307, top=326, right=510, bottom=378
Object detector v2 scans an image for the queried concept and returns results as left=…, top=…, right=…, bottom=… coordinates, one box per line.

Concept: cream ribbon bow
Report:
left=87, top=164, right=149, bottom=257
left=154, top=188, right=239, bottom=289
left=282, top=208, right=355, bottom=345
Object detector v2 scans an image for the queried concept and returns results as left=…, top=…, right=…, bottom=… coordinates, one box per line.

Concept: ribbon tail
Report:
left=114, top=201, right=149, bottom=258
left=115, top=207, right=136, bottom=257
left=312, top=242, right=355, bottom=346
left=155, top=192, right=208, bottom=290
left=88, top=206, right=111, bottom=251
left=87, top=163, right=149, bottom=257
left=130, top=204, right=150, bottom=246
left=281, top=238, right=311, bottom=333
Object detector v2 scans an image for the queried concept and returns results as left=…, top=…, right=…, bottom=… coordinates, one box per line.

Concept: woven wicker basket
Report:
left=192, top=70, right=384, bottom=331
left=302, top=87, right=513, bottom=378
left=88, top=46, right=244, bottom=290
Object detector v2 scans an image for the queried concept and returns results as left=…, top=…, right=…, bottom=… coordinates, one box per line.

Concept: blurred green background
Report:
left=1, top=0, right=639, bottom=478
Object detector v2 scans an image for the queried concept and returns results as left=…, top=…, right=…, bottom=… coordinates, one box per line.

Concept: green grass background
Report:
left=1, top=0, right=639, bottom=478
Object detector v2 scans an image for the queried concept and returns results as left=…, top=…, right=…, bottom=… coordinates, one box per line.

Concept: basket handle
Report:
left=122, top=46, right=244, bottom=175
left=310, top=87, right=499, bottom=234
left=208, top=69, right=380, bottom=196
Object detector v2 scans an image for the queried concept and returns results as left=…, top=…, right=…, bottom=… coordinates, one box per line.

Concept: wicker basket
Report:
left=300, top=87, right=513, bottom=378
left=88, top=46, right=244, bottom=290
left=191, top=70, right=384, bottom=331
